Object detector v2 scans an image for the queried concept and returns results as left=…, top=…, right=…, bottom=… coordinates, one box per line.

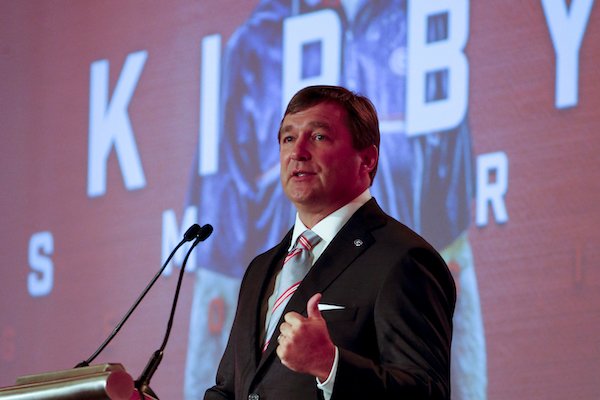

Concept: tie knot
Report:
left=296, top=230, right=321, bottom=252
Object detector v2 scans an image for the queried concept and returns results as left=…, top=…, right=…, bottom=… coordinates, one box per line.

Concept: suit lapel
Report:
left=246, top=230, right=292, bottom=370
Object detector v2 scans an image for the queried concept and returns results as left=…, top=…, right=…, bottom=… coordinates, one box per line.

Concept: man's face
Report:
left=279, top=102, right=375, bottom=220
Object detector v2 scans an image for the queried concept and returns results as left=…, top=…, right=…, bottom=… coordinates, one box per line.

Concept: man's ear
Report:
left=360, top=145, right=378, bottom=174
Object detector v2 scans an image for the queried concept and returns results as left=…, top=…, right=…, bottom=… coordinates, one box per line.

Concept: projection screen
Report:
left=1, top=1, right=599, bottom=399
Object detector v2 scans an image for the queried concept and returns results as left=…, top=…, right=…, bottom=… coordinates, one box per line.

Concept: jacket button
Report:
left=248, top=394, right=259, bottom=400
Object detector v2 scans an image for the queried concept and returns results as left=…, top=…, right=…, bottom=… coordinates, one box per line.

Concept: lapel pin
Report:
left=353, top=239, right=363, bottom=247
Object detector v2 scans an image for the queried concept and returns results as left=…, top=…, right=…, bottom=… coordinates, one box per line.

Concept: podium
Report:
left=0, top=364, right=152, bottom=400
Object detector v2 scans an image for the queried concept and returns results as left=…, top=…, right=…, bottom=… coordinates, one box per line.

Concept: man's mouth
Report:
left=292, top=170, right=312, bottom=177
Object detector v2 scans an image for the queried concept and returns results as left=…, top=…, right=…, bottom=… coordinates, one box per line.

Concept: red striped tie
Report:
left=262, top=230, right=321, bottom=351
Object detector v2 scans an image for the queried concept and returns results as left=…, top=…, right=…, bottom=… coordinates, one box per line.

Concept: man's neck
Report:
left=297, top=202, right=349, bottom=229
left=297, top=210, right=336, bottom=230
left=296, top=189, right=372, bottom=229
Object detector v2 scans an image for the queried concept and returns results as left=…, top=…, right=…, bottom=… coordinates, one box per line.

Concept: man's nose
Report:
left=290, top=137, right=310, bottom=161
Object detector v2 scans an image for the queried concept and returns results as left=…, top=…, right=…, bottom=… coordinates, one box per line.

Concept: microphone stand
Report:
left=135, top=225, right=213, bottom=399
left=74, top=224, right=202, bottom=369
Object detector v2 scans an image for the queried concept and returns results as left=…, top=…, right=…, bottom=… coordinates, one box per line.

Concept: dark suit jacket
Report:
left=205, top=199, right=456, bottom=400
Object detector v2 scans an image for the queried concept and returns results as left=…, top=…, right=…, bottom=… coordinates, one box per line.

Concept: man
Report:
left=204, top=85, right=456, bottom=399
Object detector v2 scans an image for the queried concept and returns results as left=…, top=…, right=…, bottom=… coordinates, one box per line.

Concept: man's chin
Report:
left=286, top=192, right=316, bottom=208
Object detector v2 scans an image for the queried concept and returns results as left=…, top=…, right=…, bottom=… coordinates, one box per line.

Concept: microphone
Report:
left=135, top=224, right=213, bottom=399
left=196, top=223, right=213, bottom=242
left=184, top=223, right=203, bottom=241
left=74, top=223, right=204, bottom=369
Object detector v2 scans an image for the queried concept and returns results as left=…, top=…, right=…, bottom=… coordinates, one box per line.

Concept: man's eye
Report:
left=314, top=134, right=325, bottom=141
left=281, top=136, right=293, bottom=143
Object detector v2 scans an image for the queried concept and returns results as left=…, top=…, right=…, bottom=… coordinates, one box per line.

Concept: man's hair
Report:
left=281, top=85, right=380, bottom=183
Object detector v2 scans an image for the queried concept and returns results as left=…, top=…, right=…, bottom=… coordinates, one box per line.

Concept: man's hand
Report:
left=276, top=293, right=336, bottom=381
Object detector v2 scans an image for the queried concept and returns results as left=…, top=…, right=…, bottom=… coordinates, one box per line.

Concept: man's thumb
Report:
left=307, top=293, right=323, bottom=319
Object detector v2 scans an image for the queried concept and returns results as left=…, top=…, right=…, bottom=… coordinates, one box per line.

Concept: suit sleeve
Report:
left=203, top=261, right=256, bottom=400
left=331, top=247, right=456, bottom=400
left=203, top=310, right=237, bottom=400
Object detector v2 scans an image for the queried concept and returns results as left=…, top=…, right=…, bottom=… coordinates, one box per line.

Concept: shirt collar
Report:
left=289, top=189, right=372, bottom=251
